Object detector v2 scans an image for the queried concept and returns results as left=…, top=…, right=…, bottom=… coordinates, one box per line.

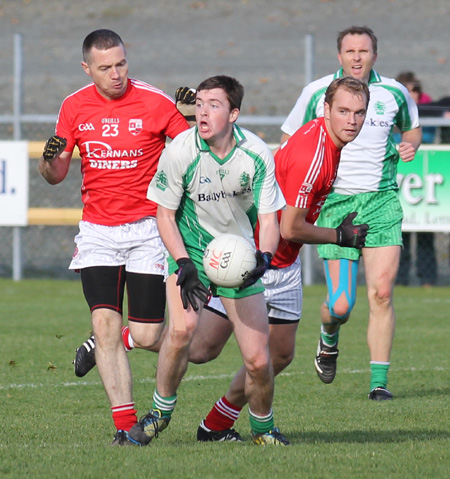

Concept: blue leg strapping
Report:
left=324, top=258, right=359, bottom=320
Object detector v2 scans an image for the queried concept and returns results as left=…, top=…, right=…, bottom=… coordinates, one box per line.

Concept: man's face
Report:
left=82, top=45, right=128, bottom=100
left=337, top=33, right=377, bottom=82
left=324, top=87, right=367, bottom=148
left=195, top=88, right=239, bottom=143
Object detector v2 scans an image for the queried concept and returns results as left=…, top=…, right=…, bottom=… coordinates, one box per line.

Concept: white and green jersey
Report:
left=147, top=125, right=285, bottom=254
left=282, top=69, right=420, bottom=194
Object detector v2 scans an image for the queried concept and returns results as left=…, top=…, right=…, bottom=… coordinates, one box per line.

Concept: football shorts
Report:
left=69, top=216, right=167, bottom=276
left=317, top=190, right=403, bottom=260
left=206, top=256, right=302, bottom=323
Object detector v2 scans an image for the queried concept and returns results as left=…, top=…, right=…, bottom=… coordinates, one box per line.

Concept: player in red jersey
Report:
left=195, top=77, right=371, bottom=442
left=39, top=29, right=189, bottom=446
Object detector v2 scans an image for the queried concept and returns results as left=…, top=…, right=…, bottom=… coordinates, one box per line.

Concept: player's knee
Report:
left=369, top=285, right=393, bottom=308
left=166, top=319, right=197, bottom=351
left=91, top=309, right=122, bottom=342
left=188, top=323, right=229, bottom=364
left=328, top=296, right=355, bottom=320
left=189, top=344, right=221, bottom=364
left=188, top=350, right=208, bottom=364
left=132, top=323, right=164, bottom=351
left=172, top=328, right=193, bottom=348
left=245, top=353, right=271, bottom=379
left=271, top=348, right=295, bottom=375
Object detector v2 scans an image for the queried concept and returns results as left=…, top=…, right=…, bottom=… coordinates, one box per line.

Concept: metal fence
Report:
left=2, top=138, right=450, bottom=286
left=1, top=34, right=450, bottom=285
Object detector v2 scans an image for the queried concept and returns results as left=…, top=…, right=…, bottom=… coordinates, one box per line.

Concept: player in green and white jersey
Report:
left=281, top=26, right=422, bottom=401
left=148, top=121, right=281, bottom=272
left=128, top=75, right=289, bottom=446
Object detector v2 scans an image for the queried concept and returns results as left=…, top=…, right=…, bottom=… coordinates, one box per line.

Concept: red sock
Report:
left=121, top=326, right=134, bottom=351
left=204, top=396, right=242, bottom=431
left=111, top=403, right=137, bottom=431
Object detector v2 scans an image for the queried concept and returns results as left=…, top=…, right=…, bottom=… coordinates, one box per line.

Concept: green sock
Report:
left=370, top=362, right=390, bottom=391
left=321, top=325, right=339, bottom=347
left=152, top=389, right=177, bottom=418
left=249, top=409, right=274, bottom=434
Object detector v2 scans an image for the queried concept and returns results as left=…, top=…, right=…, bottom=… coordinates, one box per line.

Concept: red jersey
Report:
left=56, top=79, right=189, bottom=225
left=263, top=117, right=341, bottom=268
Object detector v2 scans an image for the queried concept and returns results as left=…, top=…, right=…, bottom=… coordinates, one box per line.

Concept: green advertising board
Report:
left=397, top=146, right=450, bottom=232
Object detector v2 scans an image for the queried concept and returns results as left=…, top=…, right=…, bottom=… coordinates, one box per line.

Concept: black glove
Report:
left=175, top=87, right=196, bottom=123
left=240, top=250, right=273, bottom=290
left=175, top=87, right=196, bottom=105
left=335, top=212, right=369, bottom=249
left=43, top=135, right=67, bottom=162
left=176, top=258, right=209, bottom=311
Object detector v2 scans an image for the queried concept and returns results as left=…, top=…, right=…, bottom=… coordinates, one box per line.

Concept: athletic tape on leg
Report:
left=324, top=259, right=358, bottom=320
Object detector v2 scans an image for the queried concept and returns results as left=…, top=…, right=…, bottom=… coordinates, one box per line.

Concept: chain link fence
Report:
left=1, top=25, right=449, bottom=285
left=1, top=120, right=449, bottom=285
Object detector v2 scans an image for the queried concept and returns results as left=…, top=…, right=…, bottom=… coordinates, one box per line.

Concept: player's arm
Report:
left=156, top=204, right=208, bottom=311
left=257, top=211, right=280, bottom=257
left=39, top=135, right=72, bottom=185
left=156, top=205, right=188, bottom=261
left=398, top=127, right=422, bottom=163
left=240, top=210, right=280, bottom=289
left=280, top=205, right=337, bottom=244
left=280, top=205, right=368, bottom=249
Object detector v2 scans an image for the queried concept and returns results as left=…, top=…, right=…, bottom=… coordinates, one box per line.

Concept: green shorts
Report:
left=167, top=247, right=264, bottom=300
left=316, top=190, right=403, bottom=261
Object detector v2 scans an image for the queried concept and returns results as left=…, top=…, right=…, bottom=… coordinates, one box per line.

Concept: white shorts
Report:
left=207, top=256, right=303, bottom=323
left=69, top=217, right=167, bottom=276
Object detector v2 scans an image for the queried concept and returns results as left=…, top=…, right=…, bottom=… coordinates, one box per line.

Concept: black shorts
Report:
left=80, top=266, right=165, bottom=323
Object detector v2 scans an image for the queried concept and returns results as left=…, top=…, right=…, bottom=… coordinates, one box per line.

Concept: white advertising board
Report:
left=0, top=141, right=29, bottom=226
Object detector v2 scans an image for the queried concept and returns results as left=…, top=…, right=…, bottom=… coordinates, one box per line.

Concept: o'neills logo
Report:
left=129, top=119, right=143, bottom=135
left=82, top=141, right=143, bottom=169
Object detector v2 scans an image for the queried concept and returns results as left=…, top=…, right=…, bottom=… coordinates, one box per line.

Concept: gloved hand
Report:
left=42, top=135, right=67, bottom=162
left=240, top=250, right=273, bottom=290
left=175, top=87, right=196, bottom=123
left=175, top=87, right=196, bottom=105
left=335, top=212, right=369, bottom=249
left=176, top=257, right=209, bottom=311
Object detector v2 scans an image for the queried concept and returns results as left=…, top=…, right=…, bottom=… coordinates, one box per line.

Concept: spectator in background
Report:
left=395, top=72, right=435, bottom=143
left=395, top=72, right=437, bottom=287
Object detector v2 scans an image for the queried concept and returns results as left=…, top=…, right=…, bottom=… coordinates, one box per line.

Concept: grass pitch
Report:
left=1, top=279, right=449, bottom=479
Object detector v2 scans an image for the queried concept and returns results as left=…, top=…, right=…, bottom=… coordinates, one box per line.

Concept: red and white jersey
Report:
left=56, top=79, right=189, bottom=226
left=268, top=117, right=341, bottom=268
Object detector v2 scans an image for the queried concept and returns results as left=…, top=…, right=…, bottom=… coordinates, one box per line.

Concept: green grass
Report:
left=1, top=279, right=449, bottom=479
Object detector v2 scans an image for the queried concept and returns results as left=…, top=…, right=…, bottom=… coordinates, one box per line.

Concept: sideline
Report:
left=1, top=367, right=445, bottom=391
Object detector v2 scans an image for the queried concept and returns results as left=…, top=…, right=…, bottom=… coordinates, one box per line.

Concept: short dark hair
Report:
left=196, top=75, right=244, bottom=111
left=325, top=77, right=370, bottom=108
left=82, top=29, right=124, bottom=63
left=396, top=71, right=422, bottom=94
left=337, top=26, right=378, bottom=54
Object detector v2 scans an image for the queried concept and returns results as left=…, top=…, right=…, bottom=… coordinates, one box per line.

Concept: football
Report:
left=203, top=234, right=257, bottom=288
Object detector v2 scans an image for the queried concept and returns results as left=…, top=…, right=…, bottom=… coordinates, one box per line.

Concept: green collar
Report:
left=336, top=68, right=381, bottom=85
left=195, top=124, right=246, bottom=164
